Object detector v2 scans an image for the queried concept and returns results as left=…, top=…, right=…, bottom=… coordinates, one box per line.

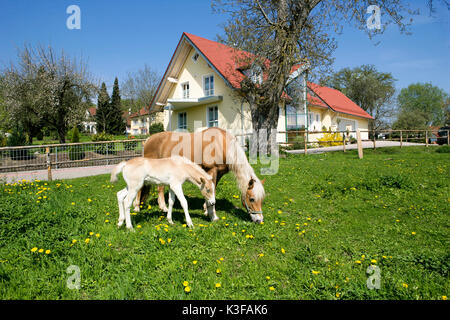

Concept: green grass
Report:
left=0, top=146, right=449, bottom=300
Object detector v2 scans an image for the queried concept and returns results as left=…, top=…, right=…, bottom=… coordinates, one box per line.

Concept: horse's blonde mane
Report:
left=226, top=133, right=265, bottom=201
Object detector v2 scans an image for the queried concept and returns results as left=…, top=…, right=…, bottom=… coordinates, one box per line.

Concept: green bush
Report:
left=91, top=132, right=115, bottom=155
left=69, top=127, right=85, bottom=161
left=149, top=122, right=164, bottom=135
left=7, top=125, right=32, bottom=160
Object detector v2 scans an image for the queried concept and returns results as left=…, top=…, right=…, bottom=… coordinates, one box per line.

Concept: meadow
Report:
left=0, top=146, right=448, bottom=300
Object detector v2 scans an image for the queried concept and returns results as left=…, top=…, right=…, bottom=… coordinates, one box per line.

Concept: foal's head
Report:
left=199, top=176, right=216, bottom=207
left=241, top=178, right=265, bottom=224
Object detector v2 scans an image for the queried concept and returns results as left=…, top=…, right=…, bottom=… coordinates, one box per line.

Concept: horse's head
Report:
left=241, top=178, right=265, bottom=224
left=199, top=176, right=216, bottom=207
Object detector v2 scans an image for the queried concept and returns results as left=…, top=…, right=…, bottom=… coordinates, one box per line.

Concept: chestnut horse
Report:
left=135, top=127, right=265, bottom=223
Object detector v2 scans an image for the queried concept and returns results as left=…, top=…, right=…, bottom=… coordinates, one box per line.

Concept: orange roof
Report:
left=153, top=32, right=373, bottom=120
left=129, top=107, right=150, bottom=118
left=307, top=82, right=373, bottom=119
left=88, top=107, right=96, bottom=116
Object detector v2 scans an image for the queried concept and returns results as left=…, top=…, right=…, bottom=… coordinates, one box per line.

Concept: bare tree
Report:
left=2, top=45, right=96, bottom=143
left=212, top=0, right=425, bottom=146
left=121, top=64, right=160, bottom=113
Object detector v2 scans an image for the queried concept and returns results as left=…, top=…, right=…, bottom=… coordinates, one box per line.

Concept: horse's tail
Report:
left=110, top=161, right=127, bottom=183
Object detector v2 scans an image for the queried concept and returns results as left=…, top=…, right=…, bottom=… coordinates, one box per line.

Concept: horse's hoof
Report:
left=133, top=207, right=140, bottom=212
left=211, top=216, right=219, bottom=222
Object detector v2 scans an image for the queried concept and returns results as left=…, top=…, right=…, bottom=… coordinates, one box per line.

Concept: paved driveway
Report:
left=286, top=140, right=434, bottom=154
left=0, top=165, right=116, bottom=184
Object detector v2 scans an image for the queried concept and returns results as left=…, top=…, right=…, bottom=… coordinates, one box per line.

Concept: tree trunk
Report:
left=57, top=126, right=66, bottom=144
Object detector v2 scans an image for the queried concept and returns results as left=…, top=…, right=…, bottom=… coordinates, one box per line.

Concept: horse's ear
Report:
left=248, top=178, right=255, bottom=190
left=261, top=178, right=266, bottom=185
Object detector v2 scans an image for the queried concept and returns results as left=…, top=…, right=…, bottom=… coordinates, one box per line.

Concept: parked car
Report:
left=437, top=126, right=450, bottom=145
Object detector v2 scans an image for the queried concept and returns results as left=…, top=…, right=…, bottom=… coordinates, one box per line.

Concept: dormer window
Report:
left=249, top=65, right=263, bottom=84
left=192, top=52, right=199, bottom=62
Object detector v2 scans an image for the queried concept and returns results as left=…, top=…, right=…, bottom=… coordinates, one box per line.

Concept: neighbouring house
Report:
left=149, top=32, right=373, bottom=143
left=129, top=107, right=164, bottom=135
left=83, top=107, right=97, bottom=134
left=83, top=107, right=135, bottom=135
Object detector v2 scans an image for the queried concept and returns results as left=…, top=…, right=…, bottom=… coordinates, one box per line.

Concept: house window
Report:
left=204, top=75, right=214, bottom=96
left=182, top=82, right=190, bottom=99
left=178, top=112, right=187, bottom=130
left=207, top=106, right=218, bottom=127
left=192, top=52, right=199, bottom=62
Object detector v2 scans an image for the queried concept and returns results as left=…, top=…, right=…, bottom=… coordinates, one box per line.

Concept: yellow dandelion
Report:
left=95, top=233, right=100, bottom=238
left=311, top=270, right=320, bottom=275
left=38, top=248, right=44, bottom=253
left=355, top=260, right=362, bottom=264
left=277, top=210, right=282, bottom=214
left=167, top=238, right=172, bottom=243
left=85, top=238, right=90, bottom=244
left=183, top=281, right=189, bottom=287
left=72, top=239, right=77, bottom=244
left=71, top=202, right=75, bottom=205
left=266, top=276, right=271, bottom=280
left=105, top=219, right=110, bottom=223
left=216, top=268, right=221, bottom=274
left=258, top=253, right=264, bottom=258
left=184, top=286, right=191, bottom=293
left=87, top=198, right=92, bottom=202
left=193, top=260, right=198, bottom=265
left=269, top=286, right=275, bottom=291
left=411, top=232, right=416, bottom=235
left=137, top=225, right=142, bottom=229
left=45, top=249, right=51, bottom=255
left=89, top=232, right=94, bottom=236
left=215, top=283, right=221, bottom=288
left=371, top=259, right=377, bottom=264
left=442, top=296, right=447, bottom=300
left=336, top=292, right=341, bottom=298
left=402, top=283, right=408, bottom=288
left=31, top=247, right=38, bottom=253
left=281, top=248, right=286, bottom=254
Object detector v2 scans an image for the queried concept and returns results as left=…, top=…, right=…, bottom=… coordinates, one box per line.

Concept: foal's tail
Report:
left=110, top=161, right=127, bottom=183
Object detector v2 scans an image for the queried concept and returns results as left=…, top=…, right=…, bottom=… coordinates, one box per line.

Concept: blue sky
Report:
left=0, top=0, right=449, bottom=95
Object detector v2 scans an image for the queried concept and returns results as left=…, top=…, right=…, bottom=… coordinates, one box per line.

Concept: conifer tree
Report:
left=109, top=77, right=125, bottom=134
left=95, top=82, right=110, bottom=133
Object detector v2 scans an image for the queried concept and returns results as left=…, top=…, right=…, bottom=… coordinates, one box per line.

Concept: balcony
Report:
left=165, top=95, right=223, bottom=110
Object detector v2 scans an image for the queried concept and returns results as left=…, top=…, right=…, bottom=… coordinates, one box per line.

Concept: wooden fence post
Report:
left=304, top=131, right=307, bottom=155
left=373, top=131, right=376, bottom=150
left=425, top=131, right=428, bottom=147
left=356, top=129, right=363, bottom=159
left=400, top=130, right=403, bottom=148
left=46, top=147, right=52, bottom=181
left=342, top=133, right=346, bottom=153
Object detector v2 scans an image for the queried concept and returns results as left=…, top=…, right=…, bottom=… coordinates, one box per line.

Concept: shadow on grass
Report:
left=134, top=195, right=250, bottom=225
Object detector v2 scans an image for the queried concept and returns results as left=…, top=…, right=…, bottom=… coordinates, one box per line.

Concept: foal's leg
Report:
left=166, top=189, right=176, bottom=225
left=157, top=185, right=169, bottom=213
left=133, top=189, right=141, bottom=212
left=117, top=188, right=127, bottom=228
left=123, top=187, right=140, bottom=231
left=171, top=184, right=193, bottom=228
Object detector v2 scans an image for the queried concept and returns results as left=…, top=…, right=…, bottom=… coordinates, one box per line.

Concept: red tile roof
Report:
left=307, top=82, right=373, bottom=119
left=155, top=32, right=373, bottom=120
left=129, top=107, right=150, bottom=118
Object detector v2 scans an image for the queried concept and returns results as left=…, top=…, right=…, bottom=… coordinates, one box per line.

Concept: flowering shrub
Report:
left=317, top=132, right=343, bottom=147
